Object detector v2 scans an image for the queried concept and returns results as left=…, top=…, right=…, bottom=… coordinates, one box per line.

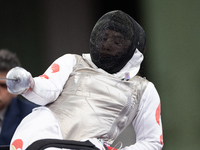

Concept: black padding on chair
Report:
left=26, top=139, right=100, bottom=150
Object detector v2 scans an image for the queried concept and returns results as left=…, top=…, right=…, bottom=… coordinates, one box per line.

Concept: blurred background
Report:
left=1, top=0, right=200, bottom=149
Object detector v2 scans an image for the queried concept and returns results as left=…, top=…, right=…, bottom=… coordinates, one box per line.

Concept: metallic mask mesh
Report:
left=89, top=10, right=146, bottom=74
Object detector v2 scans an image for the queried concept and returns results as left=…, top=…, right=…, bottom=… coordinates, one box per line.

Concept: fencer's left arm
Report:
left=22, top=54, right=76, bottom=105
left=121, top=82, right=163, bottom=150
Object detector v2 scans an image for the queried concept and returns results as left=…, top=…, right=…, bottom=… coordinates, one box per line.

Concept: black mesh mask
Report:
left=89, top=10, right=146, bottom=74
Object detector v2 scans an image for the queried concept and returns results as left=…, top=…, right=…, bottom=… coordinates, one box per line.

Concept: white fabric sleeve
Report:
left=121, top=82, right=163, bottom=150
left=22, top=54, right=76, bottom=106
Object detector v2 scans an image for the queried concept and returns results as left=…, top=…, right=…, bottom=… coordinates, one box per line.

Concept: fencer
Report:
left=7, top=10, right=163, bottom=150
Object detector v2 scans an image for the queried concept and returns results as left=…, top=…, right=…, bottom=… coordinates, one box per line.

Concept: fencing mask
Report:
left=89, top=10, right=146, bottom=74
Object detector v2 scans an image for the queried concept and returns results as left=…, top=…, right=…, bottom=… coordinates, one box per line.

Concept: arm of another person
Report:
left=22, top=54, right=76, bottom=106
left=122, top=82, right=163, bottom=150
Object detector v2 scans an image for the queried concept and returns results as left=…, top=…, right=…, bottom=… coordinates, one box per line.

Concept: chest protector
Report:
left=47, top=54, right=149, bottom=145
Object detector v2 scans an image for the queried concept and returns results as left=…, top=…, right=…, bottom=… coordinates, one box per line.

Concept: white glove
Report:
left=6, top=67, right=35, bottom=95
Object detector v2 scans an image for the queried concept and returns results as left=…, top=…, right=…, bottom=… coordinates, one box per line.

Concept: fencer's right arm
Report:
left=24, top=54, right=76, bottom=105
left=9, top=54, right=76, bottom=105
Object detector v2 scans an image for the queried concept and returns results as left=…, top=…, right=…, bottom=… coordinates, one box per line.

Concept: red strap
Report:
left=106, top=145, right=118, bottom=150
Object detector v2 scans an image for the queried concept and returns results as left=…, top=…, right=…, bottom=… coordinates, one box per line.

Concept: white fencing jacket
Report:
left=15, top=49, right=163, bottom=150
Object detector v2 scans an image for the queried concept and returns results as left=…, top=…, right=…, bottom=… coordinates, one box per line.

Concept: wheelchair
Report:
left=0, top=139, right=102, bottom=150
